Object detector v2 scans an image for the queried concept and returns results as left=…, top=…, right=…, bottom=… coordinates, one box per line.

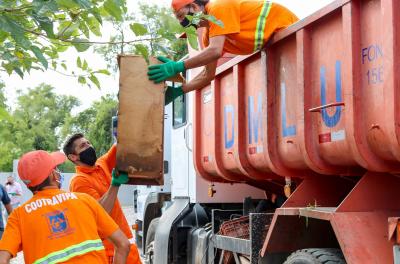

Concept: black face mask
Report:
left=79, top=146, right=97, bottom=166
left=180, top=11, right=198, bottom=28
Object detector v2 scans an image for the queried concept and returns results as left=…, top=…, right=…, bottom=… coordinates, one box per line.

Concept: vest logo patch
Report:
left=45, top=210, right=74, bottom=239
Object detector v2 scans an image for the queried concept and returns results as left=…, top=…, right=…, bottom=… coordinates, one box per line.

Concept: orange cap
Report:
left=18, top=150, right=66, bottom=187
left=171, top=0, right=194, bottom=11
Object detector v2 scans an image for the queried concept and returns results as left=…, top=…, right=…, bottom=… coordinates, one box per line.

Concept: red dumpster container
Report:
left=193, top=0, right=400, bottom=183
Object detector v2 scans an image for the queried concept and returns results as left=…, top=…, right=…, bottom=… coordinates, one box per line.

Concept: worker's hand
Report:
left=165, top=85, right=184, bottom=105
left=148, top=56, right=185, bottom=84
left=111, top=169, right=129, bottom=187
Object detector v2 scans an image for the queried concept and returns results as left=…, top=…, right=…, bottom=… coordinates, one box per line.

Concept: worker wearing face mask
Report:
left=147, top=0, right=298, bottom=104
left=62, top=133, right=141, bottom=264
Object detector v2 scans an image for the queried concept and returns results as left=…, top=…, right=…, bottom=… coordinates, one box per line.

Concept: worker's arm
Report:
left=70, top=177, right=118, bottom=214
left=148, top=35, right=225, bottom=84
left=183, top=35, right=225, bottom=70
left=179, top=35, right=224, bottom=92
left=0, top=251, right=11, bottom=264
left=101, top=145, right=117, bottom=171
left=98, top=170, right=129, bottom=214
left=182, top=60, right=218, bottom=93
left=98, top=185, right=119, bottom=214
left=70, top=170, right=128, bottom=214
left=107, top=229, right=130, bottom=264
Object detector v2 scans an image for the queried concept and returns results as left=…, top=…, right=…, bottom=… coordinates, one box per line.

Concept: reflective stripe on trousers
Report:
left=254, top=1, right=272, bottom=51
left=33, top=239, right=104, bottom=264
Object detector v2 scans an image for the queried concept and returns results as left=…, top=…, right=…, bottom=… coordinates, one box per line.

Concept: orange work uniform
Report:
left=203, top=0, right=299, bottom=54
left=69, top=145, right=141, bottom=264
left=0, top=189, right=118, bottom=264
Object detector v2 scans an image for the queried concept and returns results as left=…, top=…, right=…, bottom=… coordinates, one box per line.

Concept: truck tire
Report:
left=284, top=248, right=346, bottom=264
left=144, top=217, right=160, bottom=264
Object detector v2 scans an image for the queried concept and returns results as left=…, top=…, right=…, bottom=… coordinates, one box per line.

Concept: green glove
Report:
left=111, top=169, right=129, bottom=187
left=165, top=85, right=184, bottom=105
left=148, top=56, right=185, bottom=84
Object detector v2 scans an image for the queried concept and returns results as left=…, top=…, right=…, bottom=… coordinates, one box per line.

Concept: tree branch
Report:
left=49, top=68, right=91, bottom=78
left=24, top=28, right=162, bottom=45
left=0, top=5, right=32, bottom=12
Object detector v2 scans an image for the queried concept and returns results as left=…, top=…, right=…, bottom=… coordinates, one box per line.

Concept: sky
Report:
left=1, top=0, right=335, bottom=111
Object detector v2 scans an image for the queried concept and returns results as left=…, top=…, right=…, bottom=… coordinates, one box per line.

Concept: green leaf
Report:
left=54, top=13, right=67, bottom=20
left=74, top=0, right=92, bottom=9
left=90, top=7, right=103, bottom=24
left=86, top=16, right=101, bottom=36
left=32, top=0, right=59, bottom=15
left=89, top=75, right=100, bottom=89
left=204, top=14, right=224, bottom=28
left=184, top=27, right=199, bottom=50
left=13, top=67, right=24, bottom=78
left=0, top=16, right=31, bottom=49
left=0, top=107, right=11, bottom=122
left=39, top=20, right=55, bottom=38
left=82, top=60, right=88, bottom=70
left=134, top=44, right=149, bottom=63
left=57, top=21, right=80, bottom=39
left=77, top=57, right=82, bottom=68
left=0, top=31, right=9, bottom=43
left=79, top=21, right=90, bottom=39
left=104, top=0, right=123, bottom=21
left=78, top=76, right=86, bottom=84
left=56, top=45, right=70, bottom=53
left=72, top=38, right=91, bottom=52
left=95, top=69, right=110, bottom=75
left=130, top=23, right=147, bottom=36
left=3, top=63, right=13, bottom=75
left=61, top=63, right=67, bottom=70
left=56, top=0, right=79, bottom=8
left=31, top=46, right=48, bottom=69
left=32, top=13, right=55, bottom=38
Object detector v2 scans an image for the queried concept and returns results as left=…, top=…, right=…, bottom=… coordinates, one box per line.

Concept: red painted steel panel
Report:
left=243, top=55, right=276, bottom=175
left=266, top=35, right=310, bottom=177
left=195, top=85, right=219, bottom=180
left=218, top=70, right=240, bottom=173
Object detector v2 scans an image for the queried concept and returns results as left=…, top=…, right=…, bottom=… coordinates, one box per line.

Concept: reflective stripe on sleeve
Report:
left=33, top=239, right=104, bottom=264
left=254, top=1, right=272, bottom=51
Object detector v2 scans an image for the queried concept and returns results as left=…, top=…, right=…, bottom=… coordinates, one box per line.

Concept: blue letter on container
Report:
left=320, top=61, right=342, bottom=128
left=224, top=105, right=235, bottom=149
left=248, top=93, right=263, bottom=144
left=281, top=83, right=296, bottom=137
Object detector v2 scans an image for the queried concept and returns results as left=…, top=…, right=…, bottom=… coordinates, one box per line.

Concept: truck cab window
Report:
left=173, top=89, right=186, bottom=129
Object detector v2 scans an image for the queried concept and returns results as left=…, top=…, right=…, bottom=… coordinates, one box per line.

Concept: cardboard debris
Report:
left=117, top=55, right=165, bottom=185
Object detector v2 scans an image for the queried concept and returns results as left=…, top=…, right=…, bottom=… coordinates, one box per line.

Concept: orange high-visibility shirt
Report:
left=69, top=145, right=141, bottom=264
left=203, top=0, right=299, bottom=54
left=0, top=189, right=118, bottom=264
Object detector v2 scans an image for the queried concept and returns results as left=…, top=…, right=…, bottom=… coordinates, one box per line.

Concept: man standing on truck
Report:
left=63, top=133, right=141, bottom=264
left=147, top=0, right=298, bottom=103
left=0, top=150, right=130, bottom=264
